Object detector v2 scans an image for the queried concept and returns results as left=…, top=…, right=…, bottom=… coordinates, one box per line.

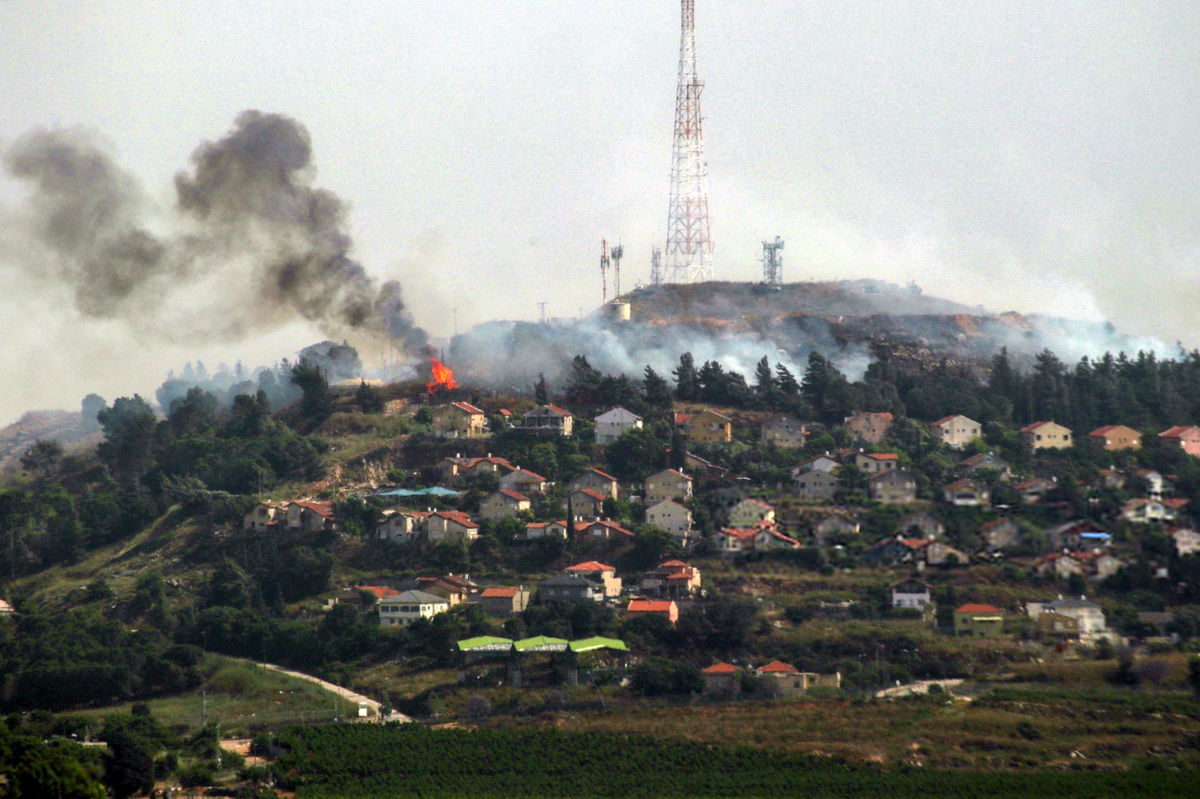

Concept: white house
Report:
left=891, top=578, right=932, bottom=610
left=645, top=499, right=694, bottom=547
left=378, top=590, right=450, bottom=626
left=594, top=407, right=643, bottom=444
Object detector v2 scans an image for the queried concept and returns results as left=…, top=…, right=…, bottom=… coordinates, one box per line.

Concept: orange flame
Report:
left=426, top=356, right=458, bottom=394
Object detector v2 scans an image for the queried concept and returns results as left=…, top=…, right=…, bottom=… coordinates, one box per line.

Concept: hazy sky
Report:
left=1, top=2, right=1198, bottom=424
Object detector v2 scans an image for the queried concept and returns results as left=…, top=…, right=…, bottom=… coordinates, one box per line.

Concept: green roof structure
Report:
left=456, top=636, right=514, bottom=653
left=568, top=636, right=629, bottom=653
left=513, top=636, right=570, bottom=653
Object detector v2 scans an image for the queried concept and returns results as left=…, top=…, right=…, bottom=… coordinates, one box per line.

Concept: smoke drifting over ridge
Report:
left=1, top=110, right=426, bottom=350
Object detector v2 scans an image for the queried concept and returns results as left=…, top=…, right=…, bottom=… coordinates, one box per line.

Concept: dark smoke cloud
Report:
left=2, top=110, right=427, bottom=349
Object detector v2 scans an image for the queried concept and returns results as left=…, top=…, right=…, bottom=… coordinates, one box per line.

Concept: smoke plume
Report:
left=1, top=111, right=426, bottom=349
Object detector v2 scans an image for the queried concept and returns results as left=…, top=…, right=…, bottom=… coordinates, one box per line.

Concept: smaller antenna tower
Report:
left=536, top=301, right=548, bottom=324
left=610, top=243, right=624, bottom=298
left=650, top=245, right=663, bottom=286
left=762, top=236, right=784, bottom=285
left=600, top=239, right=610, bottom=303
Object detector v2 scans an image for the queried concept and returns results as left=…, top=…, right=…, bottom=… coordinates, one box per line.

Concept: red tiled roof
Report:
left=757, top=660, right=800, bottom=674
left=358, top=585, right=399, bottom=600
left=702, top=662, right=738, bottom=675
left=450, top=401, right=486, bottom=415
left=576, top=489, right=608, bottom=502
left=720, top=527, right=759, bottom=541
left=956, top=603, right=1002, bottom=614
left=628, top=599, right=675, bottom=613
left=585, top=467, right=619, bottom=482
left=1160, top=425, right=1200, bottom=438
left=567, top=561, right=615, bottom=572
left=931, top=415, right=959, bottom=427
left=586, top=520, right=635, bottom=537
left=509, top=468, right=548, bottom=482
left=864, top=452, right=900, bottom=461
left=292, top=500, right=334, bottom=516
left=498, top=489, right=530, bottom=502
left=432, top=510, right=479, bottom=528
left=1019, top=421, right=1066, bottom=433
left=659, top=559, right=690, bottom=568
left=480, top=587, right=521, bottom=598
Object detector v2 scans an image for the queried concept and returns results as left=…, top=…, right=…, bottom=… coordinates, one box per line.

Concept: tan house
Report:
left=441, top=454, right=515, bottom=483
left=980, top=518, right=1021, bottom=552
left=954, top=603, right=1005, bottom=637
left=500, top=468, right=549, bottom=495
left=716, top=525, right=800, bottom=555
left=479, top=489, right=531, bottom=521
left=1159, top=426, right=1200, bottom=457
left=868, top=469, right=917, bottom=505
left=793, top=469, right=838, bottom=503
left=1173, top=527, right=1200, bottom=556
left=566, top=561, right=622, bottom=598
left=244, top=501, right=285, bottom=531
left=755, top=661, right=840, bottom=696
left=566, top=488, right=607, bottom=520
left=578, top=519, right=635, bottom=541
left=676, top=408, right=732, bottom=444
left=644, top=468, right=693, bottom=506
left=931, top=414, right=982, bottom=448
left=728, top=498, right=775, bottom=528
left=1020, top=421, right=1073, bottom=451
left=426, top=510, right=480, bottom=544
left=287, top=500, right=335, bottom=533
left=760, top=414, right=810, bottom=448
left=521, top=404, right=574, bottom=436
left=1088, top=425, right=1141, bottom=451
left=568, top=468, right=620, bottom=500
left=523, top=519, right=587, bottom=540
left=645, top=499, right=693, bottom=546
left=855, top=451, right=900, bottom=475
left=958, top=451, right=1012, bottom=480
left=415, top=574, right=480, bottom=605
left=844, top=411, right=894, bottom=444
left=472, top=586, right=530, bottom=617
left=431, top=401, right=487, bottom=438
left=375, top=509, right=431, bottom=541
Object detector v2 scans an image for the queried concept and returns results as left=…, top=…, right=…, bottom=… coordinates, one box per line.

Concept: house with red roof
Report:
left=855, top=451, right=900, bottom=475
left=566, top=488, right=608, bottom=520
left=580, top=519, right=636, bottom=542
left=566, top=561, right=622, bottom=597
left=1159, top=425, right=1200, bottom=457
left=479, top=489, right=532, bottom=521
left=953, top=603, right=1005, bottom=636
left=638, top=560, right=702, bottom=599
left=754, top=660, right=841, bottom=696
left=431, top=401, right=488, bottom=438
left=568, top=467, right=621, bottom=500
left=500, top=467, right=550, bottom=495
left=626, top=598, right=679, bottom=625
left=523, top=519, right=589, bottom=540
left=1087, top=424, right=1141, bottom=451
left=286, top=500, right=335, bottom=532
left=728, top=498, right=776, bottom=528
left=930, top=414, right=982, bottom=449
left=472, top=586, right=530, bottom=617
left=943, top=478, right=989, bottom=507
left=701, top=662, right=741, bottom=696
left=375, top=509, right=431, bottom=542
left=1020, top=421, right=1073, bottom=451
left=716, top=524, right=799, bottom=556
left=426, top=510, right=479, bottom=544
left=244, top=501, right=286, bottom=531
left=521, top=404, right=574, bottom=437
left=844, top=411, right=894, bottom=444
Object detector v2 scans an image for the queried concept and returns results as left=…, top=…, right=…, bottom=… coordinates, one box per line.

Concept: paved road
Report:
left=873, top=678, right=965, bottom=699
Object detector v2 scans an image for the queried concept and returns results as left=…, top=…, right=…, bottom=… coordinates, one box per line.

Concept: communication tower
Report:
left=600, top=239, right=610, bottom=303
left=664, top=0, right=713, bottom=283
left=762, top=237, right=784, bottom=285
left=649, top=245, right=663, bottom=286
left=610, top=243, right=624, bottom=297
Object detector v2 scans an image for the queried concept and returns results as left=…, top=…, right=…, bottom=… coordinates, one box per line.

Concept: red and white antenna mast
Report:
left=664, top=0, right=712, bottom=284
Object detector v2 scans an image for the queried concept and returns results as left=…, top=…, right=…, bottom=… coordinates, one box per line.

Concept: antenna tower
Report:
left=600, top=239, right=610, bottom=303
left=762, top=236, right=784, bottom=285
left=649, top=245, right=663, bottom=286
left=610, top=243, right=624, bottom=297
left=664, top=0, right=712, bottom=284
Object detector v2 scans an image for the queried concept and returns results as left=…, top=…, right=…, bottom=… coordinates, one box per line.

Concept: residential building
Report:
left=431, top=401, right=487, bottom=438
left=523, top=520, right=585, bottom=540
left=930, top=414, right=982, bottom=448
left=414, top=574, right=480, bottom=605
left=1122, top=497, right=1179, bottom=524
left=1020, top=421, right=1073, bottom=451
left=793, top=469, right=838, bottom=503
left=579, top=519, right=635, bottom=541
left=855, top=451, right=900, bottom=475
left=1159, top=425, right=1200, bottom=457
left=1172, top=527, right=1200, bottom=556
left=1087, top=425, right=1141, bottom=451
left=958, top=451, right=1012, bottom=480
left=675, top=408, right=732, bottom=444
left=1035, top=551, right=1123, bottom=582
left=892, top=578, right=932, bottom=610
left=701, top=662, right=740, bottom=697
left=792, top=453, right=840, bottom=477
left=868, top=469, right=917, bottom=505
left=1027, top=596, right=1108, bottom=638
left=980, top=518, right=1022, bottom=552
left=943, top=478, right=989, bottom=507
left=568, top=468, right=620, bottom=500
left=844, top=411, right=894, bottom=444
left=812, top=514, right=861, bottom=541
left=626, top=599, right=679, bottom=624
left=537, top=575, right=605, bottom=603
left=378, top=590, right=450, bottom=627
left=594, top=407, right=642, bottom=444
left=521, top=404, right=574, bottom=436
left=1048, top=520, right=1111, bottom=551
left=286, top=500, right=335, bottom=533
left=760, top=414, right=810, bottom=448
left=479, top=489, right=531, bottom=521
left=500, top=468, right=549, bottom=495
left=425, top=510, right=479, bottom=544
left=1016, top=477, right=1057, bottom=504
left=897, top=512, right=944, bottom=540
left=244, top=501, right=285, bottom=531
left=375, top=509, right=430, bottom=542
left=644, top=468, right=693, bottom=506
left=565, top=561, right=622, bottom=597
left=953, top=603, right=1005, bottom=637
left=638, top=560, right=702, bottom=599
left=472, top=586, right=530, bottom=617
left=645, top=499, right=693, bottom=546
left=566, top=489, right=607, bottom=520
left=728, top=498, right=775, bottom=528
